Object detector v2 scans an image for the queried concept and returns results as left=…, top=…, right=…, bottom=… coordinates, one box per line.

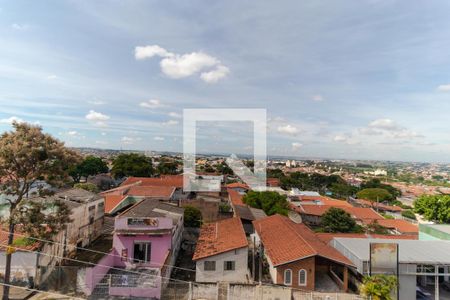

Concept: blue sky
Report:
left=1, top=1, right=450, bottom=162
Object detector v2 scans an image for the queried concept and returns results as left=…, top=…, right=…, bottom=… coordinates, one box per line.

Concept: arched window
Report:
left=298, top=269, right=307, bottom=286
left=284, top=269, right=292, bottom=285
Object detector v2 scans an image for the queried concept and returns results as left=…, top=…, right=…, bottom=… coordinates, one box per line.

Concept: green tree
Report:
left=69, top=155, right=108, bottom=182
left=366, top=220, right=389, bottom=234
left=401, top=210, right=416, bottom=220
left=361, top=179, right=401, bottom=198
left=357, top=188, right=394, bottom=203
left=321, top=207, right=362, bottom=233
left=359, top=274, right=397, bottom=300
left=157, top=159, right=179, bottom=175
left=184, top=205, right=202, bottom=228
left=74, top=182, right=99, bottom=193
left=329, top=183, right=358, bottom=199
left=111, top=153, right=153, bottom=179
left=0, top=122, right=79, bottom=299
left=243, top=191, right=289, bottom=216
left=216, top=162, right=234, bottom=175
left=414, top=195, right=450, bottom=223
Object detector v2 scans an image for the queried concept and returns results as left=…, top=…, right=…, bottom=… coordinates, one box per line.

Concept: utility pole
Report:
left=252, top=235, right=256, bottom=282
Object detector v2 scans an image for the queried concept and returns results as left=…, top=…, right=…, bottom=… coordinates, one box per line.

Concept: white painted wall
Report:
left=195, top=247, right=248, bottom=283
left=398, top=274, right=416, bottom=300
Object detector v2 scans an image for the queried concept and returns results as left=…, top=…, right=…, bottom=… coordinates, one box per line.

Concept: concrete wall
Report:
left=195, top=247, right=248, bottom=283
left=0, top=251, right=37, bottom=285
left=398, top=274, right=416, bottom=300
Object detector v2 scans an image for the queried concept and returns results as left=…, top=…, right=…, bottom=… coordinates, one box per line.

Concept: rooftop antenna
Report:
left=288, top=211, right=302, bottom=224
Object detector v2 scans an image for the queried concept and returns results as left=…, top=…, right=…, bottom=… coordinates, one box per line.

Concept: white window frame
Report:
left=298, top=269, right=307, bottom=286
left=284, top=269, right=292, bottom=285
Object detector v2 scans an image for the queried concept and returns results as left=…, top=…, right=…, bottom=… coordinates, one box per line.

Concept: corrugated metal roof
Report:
left=332, top=238, right=450, bottom=265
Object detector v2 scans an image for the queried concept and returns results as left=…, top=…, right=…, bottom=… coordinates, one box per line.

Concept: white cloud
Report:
left=11, top=23, right=28, bottom=31
left=68, top=131, right=78, bottom=136
left=135, top=45, right=173, bottom=60
left=292, top=142, right=303, bottom=150
left=369, top=118, right=400, bottom=131
left=46, top=74, right=58, bottom=80
left=160, top=52, right=218, bottom=78
left=162, top=120, right=179, bottom=126
left=135, top=44, right=229, bottom=83
left=0, top=116, right=24, bottom=124
left=168, top=112, right=181, bottom=118
left=85, top=110, right=110, bottom=126
left=277, top=124, right=299, bottom=135
left=334, top=135, right=348, bottom=142
left=140, top=99, right=163, bottom=109
left=312, top=94, right=324, bottom=102
left=101, top=132, right=107, bottom=136
left=366, top=118, right=423, bottom=139
left=200, top=65, right=230, bottom=83
left=154, top=136, right=165, bottom=141
left=121, top=136, right=141, bottom=144
left=437, top=84, right=450, bottom=92
left=88, top=100, right=106, bottom=105
left=334, top=134, right=359, bottom=145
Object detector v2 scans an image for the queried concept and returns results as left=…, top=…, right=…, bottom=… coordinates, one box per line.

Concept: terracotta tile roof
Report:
left=100, top=181, right=141, bottom=196
left=121, top=175, right=184, bottom=188
left=356, top=199, right=403, bottom=212
left=228, top=189, right=245, bottom=206
left=103, top=185, right=175, bottom=214
left=266, top=178, right=280, bottom=187
left=193, top=217, right=248, bottom=260
left=316, top=233, right=418, bottom=244
left=296, top=205, right=384, bottom=223
left=226, top=182, right=250, bottom=190
left=376, top=219, right=419, bottom=234
left=104, top=194, right=127, bottom=214
left=253, top=215, right=354, bottom=267
left=299, top=196, right=353, bottom=207
left=0, top=227, right=41, bottom=251
left=127, top=186, right=175, bottom=198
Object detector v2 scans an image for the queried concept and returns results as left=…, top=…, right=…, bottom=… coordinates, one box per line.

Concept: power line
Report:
left=0, top=241, right=193, bottom=285
left=0, top=228, right=195, bottom=273
left=0, top=229, right=313, bottom=293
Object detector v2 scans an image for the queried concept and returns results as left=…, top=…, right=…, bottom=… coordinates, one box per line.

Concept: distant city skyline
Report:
left=1, top=1, right=450, bottom=162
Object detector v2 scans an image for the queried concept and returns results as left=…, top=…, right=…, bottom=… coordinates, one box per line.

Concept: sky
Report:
left=0, top=1, right=450, bottom=163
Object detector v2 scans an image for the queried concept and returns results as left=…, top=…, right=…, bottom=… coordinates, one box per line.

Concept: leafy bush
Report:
left=74, top=182, right=99, bottom=193
left=321, top=207, right=363, bottom=233
left=356, top=188, right=394, bottom=202
left=401, top=210, right=416, bottom=220
left=243, top=191, right=289, bottom=216
left=360, top=274, right=397, bottom=300
left=219, top=203, right=232, bottom=213
left=414, top=195, right=450, bottom=223
left=183, top=206, right=202, bottom=228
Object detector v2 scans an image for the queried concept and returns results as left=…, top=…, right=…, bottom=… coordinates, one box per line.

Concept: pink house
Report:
left=85, top=199, right=184, bottom=299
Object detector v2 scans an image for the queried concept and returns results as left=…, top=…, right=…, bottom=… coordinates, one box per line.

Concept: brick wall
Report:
left=275, top=257, right=315, bottom=290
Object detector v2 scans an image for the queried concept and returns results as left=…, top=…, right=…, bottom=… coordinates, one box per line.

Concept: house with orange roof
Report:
left=253, top=214, right=355, bottom=291
left=349, top=197, right=403, bottom=214
left=376, top=219, right=418, bottom=235
left=293, top=204, right=384, bottom=226
left=101, top=177, right=178, bottom=214
left=226, top=182, right=250, bottom=193
left=193, top=217, right=249, bottom=283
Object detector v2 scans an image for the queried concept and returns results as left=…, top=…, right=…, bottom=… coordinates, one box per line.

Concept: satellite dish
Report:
left=288, top=211, right=303, bottom=224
